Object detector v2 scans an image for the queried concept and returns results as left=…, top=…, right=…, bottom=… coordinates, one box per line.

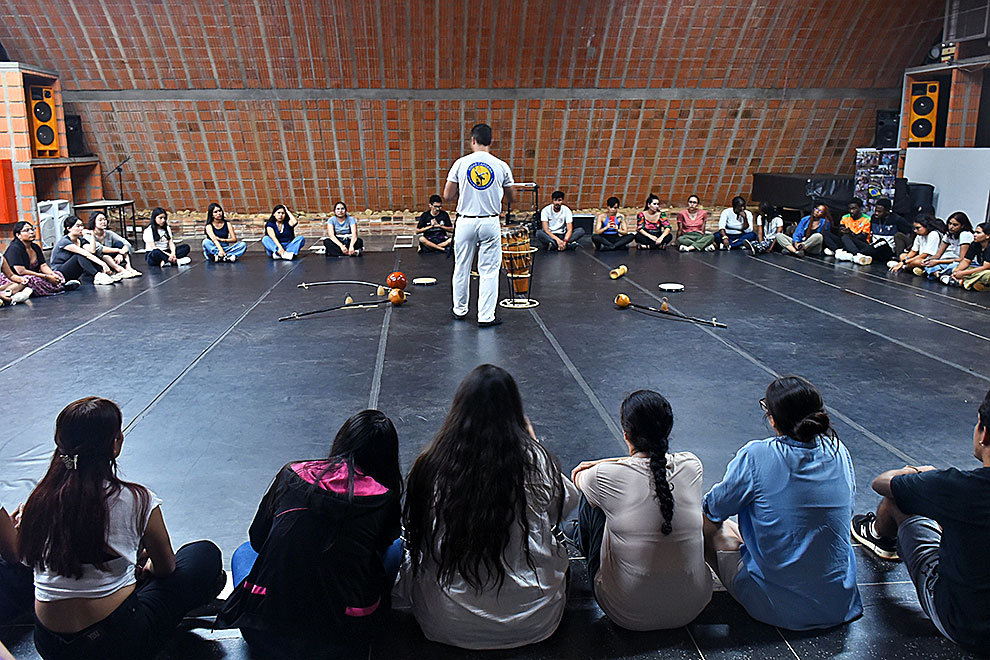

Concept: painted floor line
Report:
left=751, top=257, right=990, bottom=343
left=691, top=257, right=990, bottom=384
left=529, top=307, right=625, bottom=446
left=0, top=267, right=194, bottom=375
left=582, top=252, right=919, bottom=465
left=368, top=254, right=401, bottom=410
left=122, top=262, right=301, bottom=435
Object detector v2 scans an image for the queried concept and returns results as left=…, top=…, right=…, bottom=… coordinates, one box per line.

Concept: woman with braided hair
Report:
left=702, top=376, right=862, bottom=631
left=570, top=390, right=711, bottom=630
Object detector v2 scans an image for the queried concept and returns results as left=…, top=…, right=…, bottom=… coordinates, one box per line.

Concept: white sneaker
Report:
left=225, top=254, right=237, bottom=262
left=111, top=272, right=124, bottom=282
left=823, top=248, right=834, bottom=257
left=679, top=245, right=689, bottom=252
left=704, top=244, right=716, bottom=252
left=161, top=260, right=172, bottom=268
left=839, top=250, right=854, bottom=262
left=271, top=251, right=282, bottom=260
left=283, top=252, right=294, bottom=260
left=853, top=254, right=872, bottom=265
left=11, top=288, right=32, bottom=303
left=94, top=272, right=114, bottom=285
left=886, top=260, right=899, bottom=269
left=177, top=256, right=192, bottom=266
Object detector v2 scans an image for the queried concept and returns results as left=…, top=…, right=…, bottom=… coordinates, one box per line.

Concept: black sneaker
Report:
left=451, top=310, right=467, bottom=321
left=851, top=513, right=899, bottom=560
left=478, top=317, right=503, bottom=328
left=62, top=279, right=81, bottom=291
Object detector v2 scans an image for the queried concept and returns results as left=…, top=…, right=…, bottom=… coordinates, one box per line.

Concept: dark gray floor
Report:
left=2, top=240, right=988, bottom=659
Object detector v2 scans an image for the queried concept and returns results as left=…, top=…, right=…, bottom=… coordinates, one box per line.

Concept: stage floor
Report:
left=2, top=241, right=988, bottom=659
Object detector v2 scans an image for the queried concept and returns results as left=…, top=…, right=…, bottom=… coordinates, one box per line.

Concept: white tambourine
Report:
left=658, top=282, right=685, bottom=292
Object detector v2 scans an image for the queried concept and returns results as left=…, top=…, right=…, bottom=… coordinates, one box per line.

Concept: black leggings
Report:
left=634, top=230, right=673, bottom=249
left=592, top=233, right=634, bottom=251
left=145, top=244, right=190, bottom=267
left=822, top=231, right=843, bottom=251
left=55, top=255, right=102, bottom=280
left=33, top=541, right=223, bottom=660
left=324, top=236, right=364, bottom=257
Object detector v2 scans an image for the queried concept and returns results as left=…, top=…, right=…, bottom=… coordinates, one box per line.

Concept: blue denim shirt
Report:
left=703, top=436, right=863, bottom=630
left=793, top=215, right=831, bottom=243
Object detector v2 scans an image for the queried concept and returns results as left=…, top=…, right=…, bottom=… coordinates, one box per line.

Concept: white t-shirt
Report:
left=34, top=485, right=161, bottom=601
left=143, top=225, right=170, bottom=252
left=446, top=151, right=514, bottom=217
left=757, top=215, right=783, bottom=240
left=942, top=231, right=974, bottom=259
left=540, top=204, right=573, bottom=234
left=578, top=453, right=712, bottom=630
left=718, top=208, right=754, bottom=235
left=911, top=231, right=942, bottom=256
left=393, top=451, right=579, bottom=649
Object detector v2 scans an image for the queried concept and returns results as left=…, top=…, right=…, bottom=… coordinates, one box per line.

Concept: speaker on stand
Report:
left=875, top=110, right=900, bottom=149
left=28, top=86, right=59, bottom=158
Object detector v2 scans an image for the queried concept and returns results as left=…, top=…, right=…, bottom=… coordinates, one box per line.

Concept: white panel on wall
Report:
left=903, top=147, right=990, bottom=223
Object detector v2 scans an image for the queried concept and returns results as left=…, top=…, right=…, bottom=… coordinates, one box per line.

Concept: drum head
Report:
left=412, top=277, right=438, bottom=286
left=659, top=282, right=685, bottom=292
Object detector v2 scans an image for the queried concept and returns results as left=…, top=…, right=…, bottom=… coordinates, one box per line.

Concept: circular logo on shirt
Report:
left=467, top=162, right=495, bottom=190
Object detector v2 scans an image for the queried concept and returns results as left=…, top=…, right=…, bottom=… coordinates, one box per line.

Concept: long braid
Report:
left=648, top=450, right=674, bottom=535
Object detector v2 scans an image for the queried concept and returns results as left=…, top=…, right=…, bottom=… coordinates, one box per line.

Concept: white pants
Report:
left=452, top=217, right=502, bottom=322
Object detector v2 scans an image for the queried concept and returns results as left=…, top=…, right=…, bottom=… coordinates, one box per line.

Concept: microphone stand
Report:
left=104, top=156, right=131, bottom=201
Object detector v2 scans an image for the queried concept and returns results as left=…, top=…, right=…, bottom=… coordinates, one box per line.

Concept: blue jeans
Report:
left=202, top=239, right=248, bottom=259
left=724, top=231, right=757, bottom=249
left=231, top=538, right=403, bottom=660
left=261, top=236, right=305, bottom=257
left=924, top=263, right=955, bottom=279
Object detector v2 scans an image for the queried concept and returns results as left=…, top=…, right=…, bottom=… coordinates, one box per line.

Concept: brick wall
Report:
left=0, top=0, right=942, bottom=217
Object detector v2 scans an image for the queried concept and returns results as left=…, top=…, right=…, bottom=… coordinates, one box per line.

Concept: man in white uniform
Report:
left=444, top=124, right=514, bottom=327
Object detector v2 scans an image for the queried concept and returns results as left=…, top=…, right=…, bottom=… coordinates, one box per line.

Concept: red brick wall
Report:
left=0, top=1, right=942, bottom=215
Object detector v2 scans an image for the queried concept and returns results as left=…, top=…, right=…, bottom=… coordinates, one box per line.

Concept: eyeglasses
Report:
left=759, top=398, right=768, bottom=413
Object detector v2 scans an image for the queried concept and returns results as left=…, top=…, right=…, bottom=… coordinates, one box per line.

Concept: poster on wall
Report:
left=855, top=148, right=899, bottom=216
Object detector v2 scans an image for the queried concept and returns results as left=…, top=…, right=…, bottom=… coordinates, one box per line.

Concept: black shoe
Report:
left=451, top=310, right=467, bottom=321
left=795, top=248, right=805, bottom=258
left=851, top=513, right=899, bottom=560
left=743, top=239, right=755, bottom=256
left=478, top=317, right=503, bottom=327
left=62, top=279, right=81, bottom=291
left=445, top=246, right=454, bottom=258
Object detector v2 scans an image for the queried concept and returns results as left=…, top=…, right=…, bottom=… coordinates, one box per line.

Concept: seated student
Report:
left=570, top=390, right=712, bottom=630
left=0, top=252, right=33, bottom=305
left=947, top=221, right=990, bottom=290
left=633, top=194, right=672, bottom=249
left=921, top=211, right=974, bottom=279
left=889, top=214, right=943, bottom=274
left=745, top=201, right=784, bottom=255
left=592, top=197, right=635, bottom=251
left=3, top=221, right=78, bottom=295
left=828, top=198, right=873, bottom=264
left=202, top=203, right=248, bottom=262
left=858, top=197, right=911, bottom=263
left=19, top=397, right=225, bottom=660
left=85, top=211, right=141, bottom=278
left=776, top=204, right=831, bottom=258
left=676, top=194, right=715, bottom=252
left=851, top=389, right=990, bottom=655
left=395, top=364, right=578, bottom=650
left=703, top=376, right=862, bottom=631
left=322, top=202, right=361, bottom=257
left=536, top=190, right=583, bottom=251
left=716, top=196, right=757, bottom=251
left=263, top=205, right=305, bottom=260
left=51, top=216, right=118, bottom=285
left=143, top=207, right=191, bottom=268
left=416, top=194, right=454, bottom=253
left=217, top=410, right=403, bottom=660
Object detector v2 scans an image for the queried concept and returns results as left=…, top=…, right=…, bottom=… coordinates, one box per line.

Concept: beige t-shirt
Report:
left=579, top=452, right=712, bottom=630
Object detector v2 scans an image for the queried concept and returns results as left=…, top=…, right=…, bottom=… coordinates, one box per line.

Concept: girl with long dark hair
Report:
left=49, top=216, right=117, bottom=285
left=217, top=409, right=403, bottom=659
left=262, top=204, right=305, bottom=260
left=203, top=203, right=248, bottom=262
left=570, top=390, right=711, bottom=630
left=746, top=201, right=783, bottom=255
left=633, top=194, right=672, bottom=249
left=84, top=211, right=141, bottom=278
left=396, top=364, right=578, bottom=649
left=19, top=397, right=224, bottom=660
left=947, top=221, right=990, bottom=289
left=776, top=204, right=831, bottom=257
left=324, top=201, right=364, bottom=257
left=2, top=221, right=78, bottom=295
left=922, top=211, right=974, bottom=279
left=143, top=208, right=191, bottom=268
left=889, top=214, right=943, bottom=273
left=702, top=376, right=862, bottom=630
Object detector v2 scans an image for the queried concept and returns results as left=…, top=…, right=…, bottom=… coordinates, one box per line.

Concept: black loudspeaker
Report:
left=875, top=110, right=900, bottom=149
left=64, top=115, right=88, bottom=157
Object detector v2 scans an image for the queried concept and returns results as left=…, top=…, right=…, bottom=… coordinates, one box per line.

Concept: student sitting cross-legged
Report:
left=570, top=390, right=712, bottom=630
left=776, top=204, right=830, bottom=258
left=536, top=190, right=583, bottom=251
left=921, top=211, right=973, bottom=280
left=702, top=376, right=862, bottom=630
left=217, top=409, right=403, bottom=660
left=946, top=221, right=990, bottom=290
left=416, top=194, right=454, bottom=253
left=263, top=205, right=305, bottom=260
left=202, top=203, right=248, bottom=262
left=851, top=389, right=990, bottom=655
left=394, top=364, right=578, bottom=650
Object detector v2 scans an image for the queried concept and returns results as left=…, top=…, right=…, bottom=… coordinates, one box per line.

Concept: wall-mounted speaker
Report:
left=28, top=85, right=59, bottom=158
left=875, top=110, right=900, bottom=148
left=908, top=81, right=939, bottom=146
left=64, top=114, right=88, bottom=157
